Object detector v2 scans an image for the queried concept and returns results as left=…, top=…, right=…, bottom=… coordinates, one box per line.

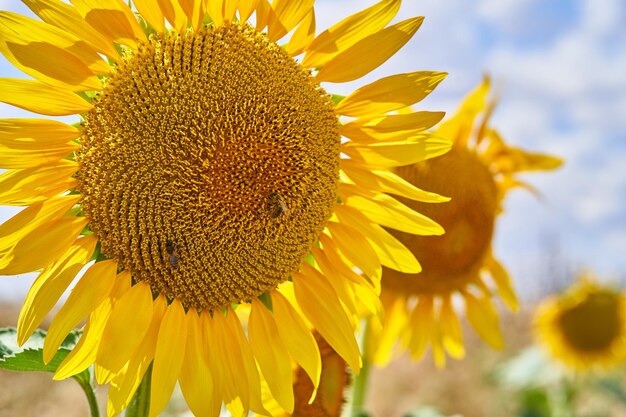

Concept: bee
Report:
left=165, top=240, right=179, bottom=268
left=268, top=192, right=288, bottom=218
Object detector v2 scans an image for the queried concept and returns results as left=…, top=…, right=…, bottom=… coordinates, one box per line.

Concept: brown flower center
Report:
left=77, top=23, right=340, bottom=310
left=383, top=148, right=497, bottom=295
left=559, top=291, right=622, bottom=352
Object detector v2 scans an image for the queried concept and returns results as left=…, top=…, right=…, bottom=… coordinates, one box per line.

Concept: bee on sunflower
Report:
left=0, top=0, right=450, bottom=415
left=365, top=77, right=563, bottom=367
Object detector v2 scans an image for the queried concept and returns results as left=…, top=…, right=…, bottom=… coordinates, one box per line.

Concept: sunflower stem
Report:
left=74, top=371, right=100, bottom=417
left=351, top=318, right=372, bottom=417
left=126, top=363, right=153, bottom=417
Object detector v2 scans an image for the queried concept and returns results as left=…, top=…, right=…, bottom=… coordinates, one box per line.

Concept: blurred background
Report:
left=1, top=0, right=625, bottom=416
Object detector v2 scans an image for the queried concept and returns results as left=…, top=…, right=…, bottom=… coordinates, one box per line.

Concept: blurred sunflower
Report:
left=366, top=77, right=563, bottom=367
left=534, top=275, right=626, bottom=371
left=0, top=0, right=450, bottom=415
left=258, top=331, right=349, bottom=417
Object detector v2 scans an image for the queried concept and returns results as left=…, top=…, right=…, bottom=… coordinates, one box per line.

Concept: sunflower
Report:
left=365, top=77, right=563, bottom=367
left=0, top=0, right=449, bottom=415
left=259, top=332, right=350, bottom=417
left=534, top=275, right=626, bottom=372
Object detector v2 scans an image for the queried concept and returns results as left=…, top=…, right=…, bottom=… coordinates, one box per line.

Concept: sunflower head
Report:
left=0, top=0, right=450, bottom=415
left=534, top=274, right=626, bottom=372
left=367, top=76, right=563, bottom=367
left=77, top=21, right=341, bottom=310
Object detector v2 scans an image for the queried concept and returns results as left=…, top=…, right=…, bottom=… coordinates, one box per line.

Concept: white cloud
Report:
left=580, top=0, right=625, bottom=38
left=476, top=0, right=542, bottom=34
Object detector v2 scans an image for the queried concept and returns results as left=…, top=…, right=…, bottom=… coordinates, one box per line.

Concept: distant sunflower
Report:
left=366, top=77, right=563, bottom=367
left=259, top=332, right=349, bottom=417
left=534, top=275, right=626, bottom=371
left=0, top=0, right=449, bottom=415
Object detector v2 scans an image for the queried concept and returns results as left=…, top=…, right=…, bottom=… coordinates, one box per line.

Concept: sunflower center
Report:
left=77, top=23, right=340, bottom=310
left=559, top=292, right=622, bottom=352
left=383, top=148, right=497, bottom=295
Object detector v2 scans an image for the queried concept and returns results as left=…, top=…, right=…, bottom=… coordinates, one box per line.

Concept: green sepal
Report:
left=331, top=94, right=346, bottom=105
left=258, top=292, right=273, bottom=311
left=0, top=327, right=82, bottom=373
left=77, top=90, right=97, bottom=103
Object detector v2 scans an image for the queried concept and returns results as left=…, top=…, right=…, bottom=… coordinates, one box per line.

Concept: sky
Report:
left=1, top=0, right=625, bottom=302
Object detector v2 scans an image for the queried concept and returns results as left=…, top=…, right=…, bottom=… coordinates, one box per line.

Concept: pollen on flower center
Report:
left=559, top=292, right=621, bottom=351
left=383, top=148, right=498, bottom=295
left=77, top=23, right=340, bottom=310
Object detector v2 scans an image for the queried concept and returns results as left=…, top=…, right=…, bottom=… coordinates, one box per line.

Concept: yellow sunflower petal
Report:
left=43, top=260, right=117, bottom=363
left=485, top=254, right=519, bottom=312
left=56, top=270, right=132, bottom=381
left=108, top=295, right=167, bottom=416
left=515, top=150, right=564, bottom=171
left=268, top=0, right=314, bottom=42
left=0, top=118, right=80, bottom=145
left=341, top=161, right=449, bottom=203
left=97, top=282, right=154, bottom=373
left=340, top=112, right=445, bottom=143
left=71, top=0, right=146, bottom=48
left=0, top=142, right=78, bottom=169
left=406, top=296, right=434, bottom=360
left=177, top=0, right=205, bottom=30
left=0, top=78, right=91, bottom=116
left=0, top=195, right=80, bottom=256
left=23, top=0, right=118, bottom=58
left=179, top=310, right=221, bottom=417
left=334, top=205, right=421, bottom=273
left=54, top=297, right=112, bottom=380
left=0, top=11, right=107, bottom=90
left=489, top=136, right=564, bottom=173
left=16, top=235, right=97, bottom=346
left=133, top=0, right=165, bottom=32
left=224, top=306, right=267, bottom=415
left=312, top=238, right=362, bottom=286
left=302, top=261, right=358, bottom=326
left=343, top=191, right=444, bottom=236
left=206, top=0, right=237, bottom=27
left=0, top=162, right=78, bottom=206
left=255, top=0, right=272, bottom=30
left=156, top=0, right=188, bottom=33
left=326, top=221, right=381, bottom=279
left=335, top=71, right=447, bottom=117
left=369, top=297, right=407, bottom=365
left=439, top=295, right=465, bottom=359
left=436, top=77, right=490, bottom=148
left=342, top=136, right=451, bottom=167
left=197, top=310, right=226, bottom=409
left=149, top=298, right=188, bottom=417
left=315, top=17, right=423, bottom=83
left=318, top=231, right=381, bottom=297
left=270, top=290, right=321, bottom=390
left=0, top=216, right=88, bottom=275
left=285, top=9, right=315, bottom=56
left=292, top=271, right=361, bottom=372
left=463, top=290, right=504, bottom=350
left=249, top=299, right=294, bottom=413
left=353, top=280, right=383, bottom=319
left=209, top=309, right=250, bottom=416
left=237, top=0, right=259, bottom=22
left=302, top=0, right=400, bottom=69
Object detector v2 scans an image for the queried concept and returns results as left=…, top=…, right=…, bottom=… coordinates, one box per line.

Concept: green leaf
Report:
left=0, top=327, right=81, bottom=373
left=518, top=388, right=551, bottom=417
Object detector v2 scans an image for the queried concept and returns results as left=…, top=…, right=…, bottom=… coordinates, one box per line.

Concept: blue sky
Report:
left=1, top=0, right=625, bottom=301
